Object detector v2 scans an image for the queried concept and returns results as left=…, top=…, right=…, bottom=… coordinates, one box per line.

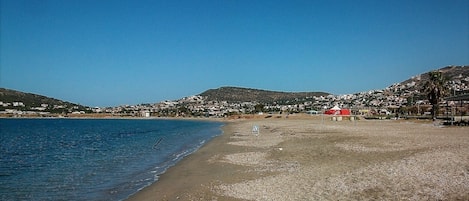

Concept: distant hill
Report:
left=198, top=86, right=330, bottom=104
left=0, top=88, right=89, bottom=112
left=1, top=65, right=467, bottom=113
left=197, top=66, right=469, bottom=105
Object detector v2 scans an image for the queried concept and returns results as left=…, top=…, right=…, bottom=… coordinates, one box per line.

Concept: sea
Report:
left=0, top=118, right=224, bottom=201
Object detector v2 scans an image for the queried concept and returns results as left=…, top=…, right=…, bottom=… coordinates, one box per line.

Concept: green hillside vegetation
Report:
left=199, top=86, right=330, bottom=104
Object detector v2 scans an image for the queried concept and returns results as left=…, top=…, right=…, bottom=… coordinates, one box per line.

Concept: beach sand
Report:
left=127, top=115, right=469, bottom=201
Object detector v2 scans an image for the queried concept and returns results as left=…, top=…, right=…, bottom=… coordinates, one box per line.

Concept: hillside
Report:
left=198, top=66, right=469, bottom=105
left=399, top=65, right=469, bottom=94
left=0, top=88, right=89, bottom=113
left=199, top=86, right=329, bottom=104
left=1, top=65, right=467, bottom=117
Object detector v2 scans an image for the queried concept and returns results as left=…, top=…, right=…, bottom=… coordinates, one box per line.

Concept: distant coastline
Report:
left=0, top=113, right=231, bottom=122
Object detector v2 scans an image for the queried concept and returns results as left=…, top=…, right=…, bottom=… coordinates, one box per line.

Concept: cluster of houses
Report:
left=0, top=101, right=87, bottom=116
left=2, top=69, right=468, bottom=118
left=100, top=77, right=468, bottom=118
left=96, top=68, right=468, bottom=118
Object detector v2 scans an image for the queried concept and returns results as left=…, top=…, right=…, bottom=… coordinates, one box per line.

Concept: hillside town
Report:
left=99, top=77, right=468, bottom=118
left=0, top=101, right=90, bottom=116
left=90, top=66, right=469, bottom=118
left=2, top=66, right=469, bottom=119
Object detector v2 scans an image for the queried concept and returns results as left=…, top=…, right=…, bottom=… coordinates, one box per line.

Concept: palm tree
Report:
left=422, top=71, right=447, bottom=120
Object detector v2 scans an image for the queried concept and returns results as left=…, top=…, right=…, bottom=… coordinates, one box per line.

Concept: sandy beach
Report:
left=127, top=115, right=469, bottom=201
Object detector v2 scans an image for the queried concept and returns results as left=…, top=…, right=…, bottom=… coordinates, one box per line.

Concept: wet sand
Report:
left=127, top=115, right=469, bottom=201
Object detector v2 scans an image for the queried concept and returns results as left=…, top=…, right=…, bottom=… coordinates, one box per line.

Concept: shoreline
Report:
left=127, top=116, right=469, bottom=200
left=126, top=119, right=241, bottom=201
left=0, top=115, right=232, bottom=124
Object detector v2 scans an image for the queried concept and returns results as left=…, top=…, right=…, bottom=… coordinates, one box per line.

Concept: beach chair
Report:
left=252, top=125, right=259, bottom=136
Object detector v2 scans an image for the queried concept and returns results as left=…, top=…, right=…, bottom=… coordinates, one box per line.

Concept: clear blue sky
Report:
left=1, top=0, right=468, bottom=107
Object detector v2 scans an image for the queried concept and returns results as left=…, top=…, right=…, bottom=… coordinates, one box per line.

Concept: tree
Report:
left=422, top=71, right=447, bottom=120
left=254, top=104, right=265, bottom=113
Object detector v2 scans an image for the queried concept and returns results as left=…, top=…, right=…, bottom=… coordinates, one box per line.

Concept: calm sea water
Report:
left=0, top=118, right=223, bottom=201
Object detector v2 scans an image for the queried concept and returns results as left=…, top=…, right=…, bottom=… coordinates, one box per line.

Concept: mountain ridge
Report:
left=198, top=86, right=330, bottom=104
